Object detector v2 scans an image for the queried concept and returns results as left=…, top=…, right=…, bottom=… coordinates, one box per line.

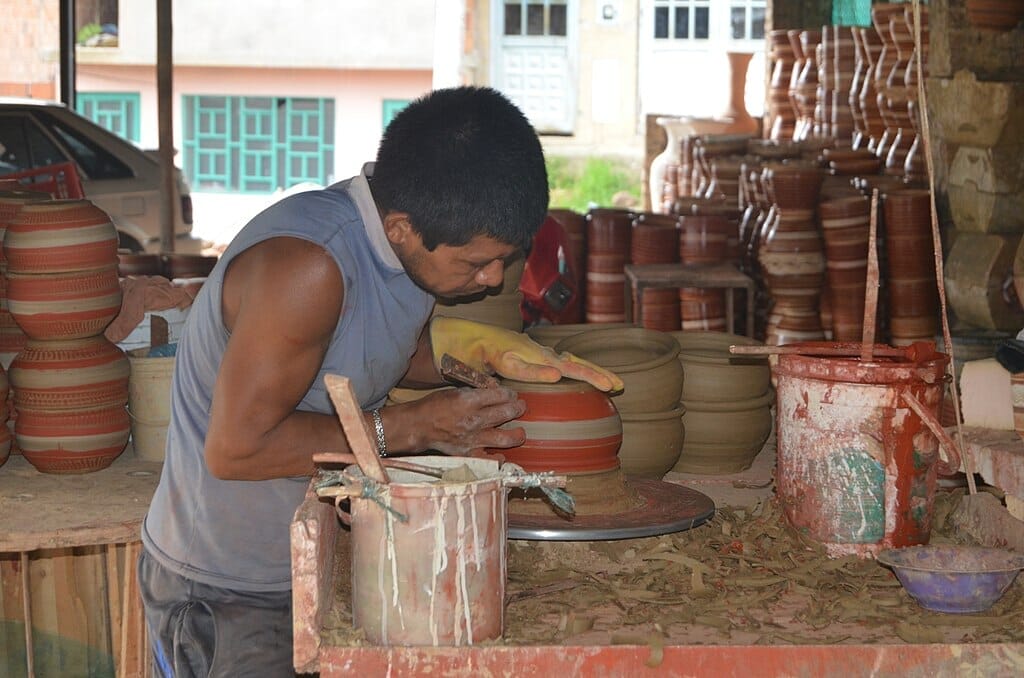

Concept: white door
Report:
left=492, top=1, right=576, bottom=134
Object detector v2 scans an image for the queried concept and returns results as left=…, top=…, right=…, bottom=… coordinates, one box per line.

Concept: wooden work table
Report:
left=0, top=451, right=160, bottom=677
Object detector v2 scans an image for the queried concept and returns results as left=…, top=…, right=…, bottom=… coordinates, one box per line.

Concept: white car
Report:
left=0, top=97, right=201, bottom=253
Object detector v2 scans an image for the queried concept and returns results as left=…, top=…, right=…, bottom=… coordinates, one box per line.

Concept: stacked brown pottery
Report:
left=758, top=163, right=827, bottom=345
left=872, top=2, right=911, bottom=163
left=828, top=26, right=858, bottom=144
left=880, top=12, right=916, bottom=177
left=4, top=199, right=130, bottom=473
left=631, top=213, right=681, bottom=332
left=900, top=6, right=928, bottom=183
left=585, top=208, right=633, bottom=323
left=555, top=328, right=684, bottom=479
left=853, top=25, right=885, bottom=151
left=818, top=196, right=871, bottom=340
left=882, top=189, right=938, bottom=345
left=792, top=29, right=822, bottom=142
left=432, top=254, right=526, bottom=331
left=965, top=0, right=1024, bottom=30
left=767, top=30, right=798, bottom=141
left=548, top=208, right=587, bottom=313
left=670, top=331, right=773, bottom=474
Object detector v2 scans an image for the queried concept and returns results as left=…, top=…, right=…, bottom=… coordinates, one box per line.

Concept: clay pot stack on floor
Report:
left=584, top=208, right=634, bottom=323
left=555, top=327, right=684, bottom=479
left=881, top=189, right=938, bottom=345
left=669, top=331, right=773, bottom=474
left=757, top=163, right=827, bottom=345
left=818, top=195, right=872, bottom=341
left=3, top=199, right=130, bottom=473
left=432, top=254, right=526, bottom=332
left=631, top=213, right=681, bottom=332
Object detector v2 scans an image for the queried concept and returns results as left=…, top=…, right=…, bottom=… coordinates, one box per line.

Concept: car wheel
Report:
left=118, top=232, right=143, bottom=253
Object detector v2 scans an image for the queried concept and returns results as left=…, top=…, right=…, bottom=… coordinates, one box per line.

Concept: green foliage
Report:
left=547, top=156, right=641, bottom=213
left=76, top=23, right=102, bottom=45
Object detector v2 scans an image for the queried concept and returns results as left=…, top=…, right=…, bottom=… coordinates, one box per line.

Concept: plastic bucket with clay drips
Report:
left=322, top=455, right=564, bottom=646
left=773, top=341, right=958, bottom=558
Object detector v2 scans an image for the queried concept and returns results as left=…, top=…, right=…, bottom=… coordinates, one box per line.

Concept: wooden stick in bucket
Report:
left=861, top=188, right=881, bottom=363
left=324, top=373, right=389, bottom=484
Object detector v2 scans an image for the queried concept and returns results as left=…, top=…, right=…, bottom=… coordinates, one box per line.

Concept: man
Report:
left=139, top=86, right=622, bottom=677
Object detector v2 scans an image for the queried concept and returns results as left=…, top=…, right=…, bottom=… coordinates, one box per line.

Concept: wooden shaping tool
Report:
left=729, top=340, right=937, bottom=362
left=323, top=373, right=389, bottom=483
left=439, top=353, right=499, bottom=389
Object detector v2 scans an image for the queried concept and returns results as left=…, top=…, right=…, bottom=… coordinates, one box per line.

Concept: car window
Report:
left=0, top=114, right=68, bottom=174
left=36, top=110, right=135, bottom=180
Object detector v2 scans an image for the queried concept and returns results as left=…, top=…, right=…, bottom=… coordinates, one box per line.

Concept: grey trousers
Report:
left=137, top=548, right=295, bottom=678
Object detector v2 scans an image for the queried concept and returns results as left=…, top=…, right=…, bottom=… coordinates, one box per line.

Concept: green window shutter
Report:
left=382, top=99, right=412, bottom=129
left=76, top=92, right=141, bottom=142
left=183, top=95, right=335, bottom=194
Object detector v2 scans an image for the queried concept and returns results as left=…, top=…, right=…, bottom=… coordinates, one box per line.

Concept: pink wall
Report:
left=78, top=64, right=432, bottom=179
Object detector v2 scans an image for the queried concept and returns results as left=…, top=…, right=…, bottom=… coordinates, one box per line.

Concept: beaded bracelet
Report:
left=370, top=408, right=387, bottom=457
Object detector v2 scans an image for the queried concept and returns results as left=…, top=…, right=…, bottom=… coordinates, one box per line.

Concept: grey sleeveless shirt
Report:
left=141, top=167, right=434, bottom=591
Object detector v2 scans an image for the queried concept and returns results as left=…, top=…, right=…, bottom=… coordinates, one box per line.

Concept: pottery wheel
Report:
left=508, top=479, right=715, bottom=541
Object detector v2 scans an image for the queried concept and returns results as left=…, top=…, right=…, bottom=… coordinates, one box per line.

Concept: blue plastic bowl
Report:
left=877, top=545, right=1024, bottom=614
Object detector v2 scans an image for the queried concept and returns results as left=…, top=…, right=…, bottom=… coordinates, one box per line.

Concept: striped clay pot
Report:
left=490, top=378, right=623, bottom=474
left=0, top=309, right=28, bottom=354
left=0, top=190, right=52, bottom=267
left=9, top=336, right=130, bottom=411
left=3, top=199, right=118, bottom=274
left=16, top=404, right=130, bottom=474
left=6, top=266, right=122, bottom=340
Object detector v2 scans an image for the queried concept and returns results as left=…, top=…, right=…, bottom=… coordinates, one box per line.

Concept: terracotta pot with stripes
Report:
left=9, top=336, right=130, bottom=411
left=488, top=378, right=623, bottom=474
left=6, top=266, right=122, bottom=340
left=3, top=199, right=119, bottom=274
left=16, top=403, right=130, bottom=473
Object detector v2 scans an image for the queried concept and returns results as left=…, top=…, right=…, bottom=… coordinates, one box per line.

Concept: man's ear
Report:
left=382, top=211, right=415, bottom=245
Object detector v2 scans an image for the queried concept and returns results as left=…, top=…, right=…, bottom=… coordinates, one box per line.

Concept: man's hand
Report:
left=389, top=386, right=527, bottom=457
left=430, top=317, right=624, bottom=392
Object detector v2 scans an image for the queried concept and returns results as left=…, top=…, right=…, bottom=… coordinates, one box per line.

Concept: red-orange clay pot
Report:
left=490, top=379, right=622, bottom=473
left=3, top=199, right=118, bottom=274
left=9, top=336, right=130, bottom=411
left=6, top=266, right=122, bottom=340
left=16, top=404, right=130, bottom=474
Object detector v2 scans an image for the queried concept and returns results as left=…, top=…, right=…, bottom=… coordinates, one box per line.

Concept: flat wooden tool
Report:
left=440, top=353, right=499, bottom=389
left=323, top=373, right=389, bottom=483
left=729, top=340, right=935, bottom=362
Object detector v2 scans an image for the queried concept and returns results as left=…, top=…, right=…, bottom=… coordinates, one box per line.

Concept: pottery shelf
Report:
left=622, top=262, right=756, bottom=338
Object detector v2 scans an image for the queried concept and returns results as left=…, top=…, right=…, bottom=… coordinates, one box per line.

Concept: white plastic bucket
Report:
left=127, top=350, right=174, bottom=462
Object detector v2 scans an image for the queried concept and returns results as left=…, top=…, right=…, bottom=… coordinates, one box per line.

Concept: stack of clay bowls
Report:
left=432, top=254, right=526, bottom=332
left=819, top=195, right=871, bottom=340
left=631, top=213, right=680, bottom=332
left=872, top=2, right=911, bottom=165
left=584, top=208, right=633, bottom=323
left=828, top=26, right=858, bottom=144
left=882, top=189, right=937, bottom=345
left=670, top=331, right=772, bottom=474
left=791, top=29, right=822, bottom=141
left=4, top=199, right=130, bottom=473
left=555, top=327, right=684, bottom=479
left=673, top=197, right=741, bottom=331
left=852, top=25, right=885, bottom=151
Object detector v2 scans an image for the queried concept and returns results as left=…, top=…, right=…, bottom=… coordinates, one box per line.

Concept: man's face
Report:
left=399, top=230, right=520, bottom=299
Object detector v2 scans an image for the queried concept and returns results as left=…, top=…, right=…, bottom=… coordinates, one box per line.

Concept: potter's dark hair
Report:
left=371, top=86, right=549, bottom=252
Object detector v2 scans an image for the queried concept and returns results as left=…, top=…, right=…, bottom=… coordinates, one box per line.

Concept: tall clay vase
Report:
left=649, top=117, right=697, bottom=214
left=721, top=52, right=759, bottom=135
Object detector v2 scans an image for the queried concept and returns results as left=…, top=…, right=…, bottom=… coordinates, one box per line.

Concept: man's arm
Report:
left=204, top=237, right=348, bottom=480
